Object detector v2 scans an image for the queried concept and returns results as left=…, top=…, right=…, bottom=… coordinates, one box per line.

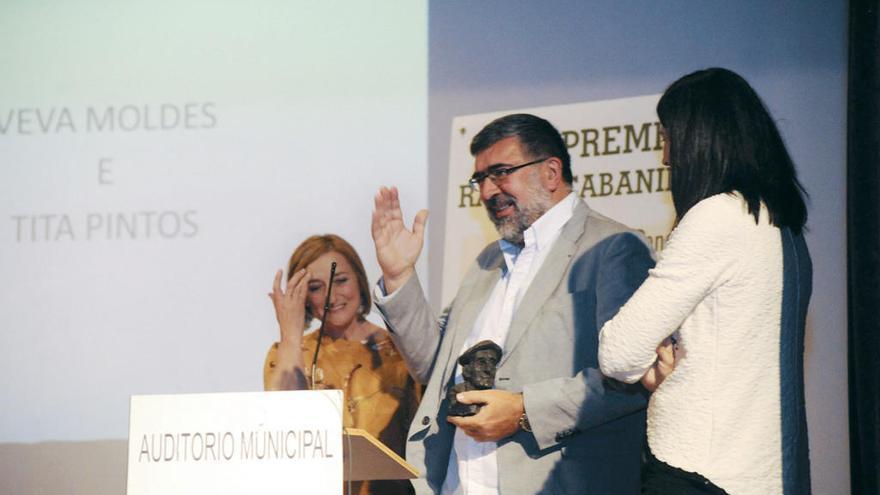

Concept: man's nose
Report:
left=480, top=179, right=501, bottom=201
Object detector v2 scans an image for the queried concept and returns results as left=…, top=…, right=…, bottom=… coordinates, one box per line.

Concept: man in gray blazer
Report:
left=371, top=114, right=654, bottom=494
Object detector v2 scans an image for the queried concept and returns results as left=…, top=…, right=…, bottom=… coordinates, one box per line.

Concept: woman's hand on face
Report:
left=269, top=268, right=309, bottom=342
left=640, top=337, right=676, bottom=392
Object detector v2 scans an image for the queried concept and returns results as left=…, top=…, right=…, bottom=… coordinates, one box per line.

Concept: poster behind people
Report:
left=442, top=95, right=672, bottom=305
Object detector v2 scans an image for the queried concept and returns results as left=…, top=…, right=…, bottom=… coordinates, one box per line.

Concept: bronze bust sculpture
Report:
left=447, top=340, right=503, bottom=417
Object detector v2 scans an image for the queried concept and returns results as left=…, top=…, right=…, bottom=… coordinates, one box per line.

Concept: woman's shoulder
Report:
left=689, top=192, right=746, bottom=215
left=361, top=323, right=398, bottom=350
left=680, top=192, right=763, bottom=231
left=357, top=323, right=410, bottom=365
left=663, top=193, right=767, bottom=259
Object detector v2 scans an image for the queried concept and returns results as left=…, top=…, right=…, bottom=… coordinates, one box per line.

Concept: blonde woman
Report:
left=265, top=234, right=419, bottom=495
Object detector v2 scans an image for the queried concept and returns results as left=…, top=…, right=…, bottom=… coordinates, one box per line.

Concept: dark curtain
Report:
left=847, top=1, right=880, bottom=494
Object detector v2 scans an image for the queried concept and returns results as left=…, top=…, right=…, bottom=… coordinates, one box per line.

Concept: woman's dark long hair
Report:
left=657, top=68, right=808, bottom=233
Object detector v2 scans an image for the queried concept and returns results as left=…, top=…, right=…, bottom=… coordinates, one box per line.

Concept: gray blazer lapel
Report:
left=499, top=201, right=590, bottom=365
left=438, top=247, right=505, bottom=392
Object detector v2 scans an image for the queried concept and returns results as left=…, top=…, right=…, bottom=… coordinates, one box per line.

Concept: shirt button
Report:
left=421, top=416, right=430, bottom=425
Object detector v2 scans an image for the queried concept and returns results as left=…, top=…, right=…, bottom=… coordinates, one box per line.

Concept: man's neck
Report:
left=548, top=185, right=573, bottom=205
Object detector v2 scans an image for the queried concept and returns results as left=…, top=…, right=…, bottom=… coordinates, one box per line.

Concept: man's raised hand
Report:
left=371, top=186, right=428, bottom=294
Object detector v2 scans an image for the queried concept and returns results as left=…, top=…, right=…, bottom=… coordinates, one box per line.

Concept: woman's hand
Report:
left=266, top=268, right=310, bottom=391
left=269, top=268, right=309, bottom=343
left=641, top=337, right=676, bottom=392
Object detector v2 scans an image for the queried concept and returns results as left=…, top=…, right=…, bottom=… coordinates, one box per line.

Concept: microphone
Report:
left=310, top=261, right=337, bottom=389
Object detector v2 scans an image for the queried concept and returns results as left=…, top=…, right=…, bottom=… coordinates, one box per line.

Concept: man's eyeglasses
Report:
left=468, top=157, right=549, bottom=190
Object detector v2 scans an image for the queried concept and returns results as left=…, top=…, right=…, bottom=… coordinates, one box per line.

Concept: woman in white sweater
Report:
left=598, top=68, right=812, bottom=495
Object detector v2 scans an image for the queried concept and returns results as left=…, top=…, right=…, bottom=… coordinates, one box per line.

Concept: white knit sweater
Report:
left=599, top=192, right=788, bottom=495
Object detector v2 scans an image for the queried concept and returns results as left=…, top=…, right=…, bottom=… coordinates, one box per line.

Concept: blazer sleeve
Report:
left=598, top=196, right=741, bottom=383
left=523, top=232, right=655, bottom=450
left=374, top=273, right=448, bottom=385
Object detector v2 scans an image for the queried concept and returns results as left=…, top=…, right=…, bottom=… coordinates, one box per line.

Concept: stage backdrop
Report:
left=0, top=0, right=428, bottom=446
left=442, top=96, right=671, bottom=304
left=427, top=3, right=848, bottom=492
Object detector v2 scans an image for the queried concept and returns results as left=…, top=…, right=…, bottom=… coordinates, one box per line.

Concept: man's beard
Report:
left=484, top=176, right=553, bottom=246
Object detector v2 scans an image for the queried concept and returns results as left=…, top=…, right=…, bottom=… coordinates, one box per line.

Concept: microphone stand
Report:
left=310, top=261, right=336, bottom=390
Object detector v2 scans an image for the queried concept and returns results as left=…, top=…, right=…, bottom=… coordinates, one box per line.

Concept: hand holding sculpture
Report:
left=447, top=340, right=503, bottom=417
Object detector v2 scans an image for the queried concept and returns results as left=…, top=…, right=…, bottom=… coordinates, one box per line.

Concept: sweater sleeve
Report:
left=598, top=194, right=742, bottom=383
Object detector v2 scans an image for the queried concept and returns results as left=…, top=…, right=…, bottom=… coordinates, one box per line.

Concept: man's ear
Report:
left=543, top=157, right=565, bottom=192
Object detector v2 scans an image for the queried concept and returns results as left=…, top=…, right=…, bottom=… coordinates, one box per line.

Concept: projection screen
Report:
left=0, top=0, right=428, bottom=443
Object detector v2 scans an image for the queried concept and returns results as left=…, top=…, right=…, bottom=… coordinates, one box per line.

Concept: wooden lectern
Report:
left=342, top=428, right=418, bottom=482
left=127, top=391, right=418, bottom=495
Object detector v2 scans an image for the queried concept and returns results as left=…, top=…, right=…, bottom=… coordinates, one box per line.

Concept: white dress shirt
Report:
left=441, top=192, right=577, bottom=495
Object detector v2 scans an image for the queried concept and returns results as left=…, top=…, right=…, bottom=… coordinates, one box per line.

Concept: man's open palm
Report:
left=371, top=186, right=428, bottom=293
